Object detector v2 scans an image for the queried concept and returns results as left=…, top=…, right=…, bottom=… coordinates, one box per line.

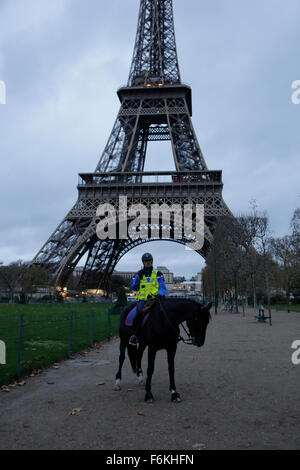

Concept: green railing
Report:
left=0, top=303, right=122, bottom=386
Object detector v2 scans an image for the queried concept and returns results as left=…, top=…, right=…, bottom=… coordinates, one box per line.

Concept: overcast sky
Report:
left=0, top=0, right=299, bottom=278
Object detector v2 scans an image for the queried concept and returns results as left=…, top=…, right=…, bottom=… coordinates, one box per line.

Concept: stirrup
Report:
left=129, top=335, right=138, bottom=346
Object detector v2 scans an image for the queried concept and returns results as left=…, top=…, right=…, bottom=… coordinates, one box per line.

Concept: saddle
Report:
left=142, top=299, right=157, bottom=313
left=124, top=298, right=158, bottom=328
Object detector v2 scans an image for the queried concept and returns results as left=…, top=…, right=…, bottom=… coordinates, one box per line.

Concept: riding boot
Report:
left=129, top=309, right=143, bottom=346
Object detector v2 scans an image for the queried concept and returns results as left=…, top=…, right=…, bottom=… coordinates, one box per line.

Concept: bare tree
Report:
left=269, top=207, right=300, bottom=309
left=202, top=205, right=299, bottom=314
left=0, top=261, right=26, bottom=301
left=237, top=209, right=259, bottom=308
left=204, top=216, right=245, bottom=313
left=290, top=208, right=300, bottom=288
left=254, top=213, right=273, bottom=321
left=0, top=261, right=50, bottom=302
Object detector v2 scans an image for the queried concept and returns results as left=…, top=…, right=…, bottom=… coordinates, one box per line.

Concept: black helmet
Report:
left=142, top=253, right=153, bottom=263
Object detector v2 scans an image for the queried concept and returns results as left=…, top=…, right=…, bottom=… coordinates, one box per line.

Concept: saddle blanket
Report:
left=125, top=306, right=150, bottom=327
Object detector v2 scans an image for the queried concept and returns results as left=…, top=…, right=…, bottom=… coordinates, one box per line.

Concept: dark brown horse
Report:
left=114, top=298, right=211, bottom=402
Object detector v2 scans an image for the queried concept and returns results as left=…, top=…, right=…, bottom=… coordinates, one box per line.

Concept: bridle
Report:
left=157, top=298, right=195, bottom=346
left=179, top=322, right=194, bottom=345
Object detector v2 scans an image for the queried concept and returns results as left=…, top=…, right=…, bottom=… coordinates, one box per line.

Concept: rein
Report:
left=179, top=322, right=194, bottom=345
left=157, top=298, right=194, bottom=345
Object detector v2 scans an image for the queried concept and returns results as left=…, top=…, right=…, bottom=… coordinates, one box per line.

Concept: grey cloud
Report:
left=0, top=0, right=299, bottom=279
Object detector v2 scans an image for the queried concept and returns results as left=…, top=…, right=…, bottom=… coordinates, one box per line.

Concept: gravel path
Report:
left=0, top=308, right=299, bottom=450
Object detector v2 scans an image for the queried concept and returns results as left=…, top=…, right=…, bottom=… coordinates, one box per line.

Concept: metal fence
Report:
left=0, top=305, right=121, bottom=387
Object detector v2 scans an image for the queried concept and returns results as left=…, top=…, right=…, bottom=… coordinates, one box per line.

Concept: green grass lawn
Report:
left=0, top=303, right=121, bottom=386
left=270, top=304, right=300, bottom=312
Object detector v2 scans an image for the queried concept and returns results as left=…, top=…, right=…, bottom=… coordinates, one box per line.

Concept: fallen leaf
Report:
left=96, top=382, right=105, bottom=386
left=192, top=443, right=206, bottom=450
left=137, top=411, right=145, bottom=416
left=68, top=408, right=83, bottom=415
left=1, top=386, right=10, bottom=393
left=47, top=381, right=55, bottom=385
left=53, top=366, right=59, bottom=369
left=18, top=381, right=26, bottom=387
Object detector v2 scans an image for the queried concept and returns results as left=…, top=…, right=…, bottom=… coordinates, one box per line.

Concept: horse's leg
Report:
left=144, top=346, right=157, bottom=403
left=137, top=343, right=146, bottom=385
left=167, top=344, right=181, bottom=403
left=114, top=338, right=126, bottom=391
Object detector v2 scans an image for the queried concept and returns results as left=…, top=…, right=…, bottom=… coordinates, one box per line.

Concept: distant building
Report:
left=173, top=276, right=185, bottom=284
left=172, top=273, right=202, bottom=293
left=113, top=271, right=135, bottom=283
left=156, top=266, right=174, bottom=292
left=156, top=266, right=173, bottom=284
left=31, top=286, right=55, bottom=298
left=74, top=266, right=199, bottom=294
left=0, top=285, right=55, bottom=300
left=180, top=281, right=202, bottom=292
left=73, top=266, right=84, bottom=277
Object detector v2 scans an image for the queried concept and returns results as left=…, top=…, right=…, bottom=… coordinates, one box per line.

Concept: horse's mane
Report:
left=165, top=297, right=212, bottom=322
left=166, top=296, right=201, bottom=303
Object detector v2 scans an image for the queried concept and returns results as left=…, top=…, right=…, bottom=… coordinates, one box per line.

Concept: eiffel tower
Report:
left=31, top=0, right=231, bottom=290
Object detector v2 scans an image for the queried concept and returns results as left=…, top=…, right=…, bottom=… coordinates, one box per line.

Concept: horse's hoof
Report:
left=113, top=380, right=121, bottom=391
left=145, top=398, right=153, bottom=403
left=144, top=393, right=154, bottom=403
left=138, top=375, right=144, bottom=385
left=171, top=392, right=181, bottom=403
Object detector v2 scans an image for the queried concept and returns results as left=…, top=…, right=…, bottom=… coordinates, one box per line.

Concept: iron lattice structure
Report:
left=31, top=0, right=231, bottom=290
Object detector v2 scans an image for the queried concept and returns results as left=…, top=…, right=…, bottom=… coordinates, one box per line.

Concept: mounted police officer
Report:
left=129, top=253, right=167, bottom=346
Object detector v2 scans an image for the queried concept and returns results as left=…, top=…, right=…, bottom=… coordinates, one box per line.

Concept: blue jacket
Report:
left=131, top=267, right=168, bottom=297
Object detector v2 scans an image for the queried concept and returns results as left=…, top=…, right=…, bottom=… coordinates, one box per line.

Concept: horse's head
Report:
left=186, top=302, right=212, bottom=347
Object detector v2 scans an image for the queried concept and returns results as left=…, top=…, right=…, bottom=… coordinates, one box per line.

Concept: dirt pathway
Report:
left=0, top=309, right=299, bottom=450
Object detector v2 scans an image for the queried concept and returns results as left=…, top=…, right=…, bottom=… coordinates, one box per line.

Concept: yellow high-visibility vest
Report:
left=136, top=269, right=159, bottom=300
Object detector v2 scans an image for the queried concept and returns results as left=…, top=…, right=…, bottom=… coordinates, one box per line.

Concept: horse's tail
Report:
left=127, top=344, right=137, bottom=373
